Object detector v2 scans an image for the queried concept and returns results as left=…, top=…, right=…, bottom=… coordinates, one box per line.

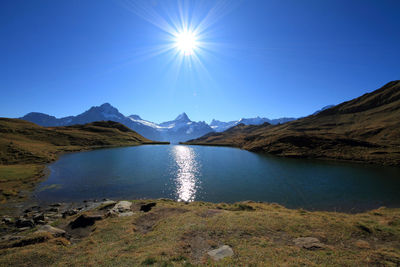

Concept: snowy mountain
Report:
left=20, top=104, right=212, bottom=143
left=210, top=116, right=296, bottom=132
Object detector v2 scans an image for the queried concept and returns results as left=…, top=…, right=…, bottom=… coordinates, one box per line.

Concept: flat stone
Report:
left=207, top=245, right=234, bottom=261
left=355, top=239, right=370, bottom=249
left=293, top=237, right=325, bottom=250
left=111, top=201, right=132, bottom=213
left=37, top=225, right=66, bottom=237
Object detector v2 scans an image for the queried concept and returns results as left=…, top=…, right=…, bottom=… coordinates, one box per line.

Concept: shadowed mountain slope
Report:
left=0, top=118, right=166, bottom=165
left=184, top=81, right=400, bottom=165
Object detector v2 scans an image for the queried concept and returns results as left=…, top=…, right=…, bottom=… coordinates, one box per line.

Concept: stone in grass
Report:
left=112, top=201, right=132, bottom=213
left=36, top=225, right=66, bottom=237
left=207, top=245, right=234, bottom=261
left=293, top=237, right=325, bottom=250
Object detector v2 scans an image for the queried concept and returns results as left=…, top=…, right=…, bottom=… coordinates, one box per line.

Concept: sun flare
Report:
left=174, top=30, right=198, bottom=56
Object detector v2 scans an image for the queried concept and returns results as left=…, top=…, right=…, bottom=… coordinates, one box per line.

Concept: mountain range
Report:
left=20, top=104, right=316, bottom=143
left=184, top=81, right=400, bottom=165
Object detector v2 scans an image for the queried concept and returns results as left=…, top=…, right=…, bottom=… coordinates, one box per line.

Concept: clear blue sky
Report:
left=1, top=0, right=399, bottom=123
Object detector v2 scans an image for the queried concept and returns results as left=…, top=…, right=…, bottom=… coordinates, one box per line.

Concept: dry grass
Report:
left=184, top=81, right=400, bottom=166
left=1, top=200, right=400, bottom=266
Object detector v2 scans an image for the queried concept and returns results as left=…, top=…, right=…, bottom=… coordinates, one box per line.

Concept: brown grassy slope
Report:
left=1, top=200, right=400, bottom=266
left=184, top=81, right=400, bottom=165
left=0, top=119, right=167, bottom=202
left=0, top=118, right=165, bottom=165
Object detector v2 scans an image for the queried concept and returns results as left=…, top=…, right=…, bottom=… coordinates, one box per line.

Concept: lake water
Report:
left=34, top=145, right=400, bottom=212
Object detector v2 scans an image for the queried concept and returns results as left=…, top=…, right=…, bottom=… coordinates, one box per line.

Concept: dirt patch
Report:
left=133, top=207, right=188, bottom=234
left=180, top=231, right=212, bottom=262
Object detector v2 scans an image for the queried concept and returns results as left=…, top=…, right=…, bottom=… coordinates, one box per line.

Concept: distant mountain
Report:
left=20, top=104, right=213, bottom=143
left=184, top=81, right=400, bottom=166
left=210, top=116, right=296, bottom=132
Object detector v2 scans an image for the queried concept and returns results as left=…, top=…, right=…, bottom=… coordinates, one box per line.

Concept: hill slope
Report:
left=0, top=118, right=166, bottom=165
left=184, top=81, right=400, bottom=165
left=0, top=119, right=167, bottom=201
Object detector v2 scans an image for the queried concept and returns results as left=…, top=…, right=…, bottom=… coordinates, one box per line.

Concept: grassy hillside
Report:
left=0, top=119, right=168, bottom=202
left=1, top=199, right=400, bottom=266
left=184, top=81, right=400, bottom=165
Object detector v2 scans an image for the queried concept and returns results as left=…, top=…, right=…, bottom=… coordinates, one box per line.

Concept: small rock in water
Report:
left=207, top=245, right=234, bottom=261
left=37, top=225, right=66, bottom=237
left=293, top=237, right=325, bottom=250
left=140, top=202, right=156, bottom=212
left=69, top=214, right=102, bottom=229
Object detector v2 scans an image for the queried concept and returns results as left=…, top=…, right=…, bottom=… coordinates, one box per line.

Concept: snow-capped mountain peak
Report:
left=174, top=112, right=190, bottom=122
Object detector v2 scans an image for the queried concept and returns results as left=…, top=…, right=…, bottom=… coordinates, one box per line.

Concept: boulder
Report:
left=293, top=237, right=325, bottom=250
left=37, top=225, right=66, bottom=237
left=15, top=218, right=35, bottom=228
left=112, top=201, right=132, bottom=213
left=207, top=245, right=234, bottom=261
left=69, top=214, right=103, bottom=229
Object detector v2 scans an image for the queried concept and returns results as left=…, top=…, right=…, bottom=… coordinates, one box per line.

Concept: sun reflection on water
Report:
left=171, top=145, right=200, bottom=202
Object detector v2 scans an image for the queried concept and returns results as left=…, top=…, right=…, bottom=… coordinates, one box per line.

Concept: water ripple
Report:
left=171, top=145, right=200, bottom=202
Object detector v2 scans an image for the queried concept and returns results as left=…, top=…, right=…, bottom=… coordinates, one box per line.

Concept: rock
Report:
left=293, top=237, right=325, bottom=250
left=2, top=217, right=13, bottom=225
left=24, top=206, right=39, bottom=213
left=355, top=239, right=370, bottom=249
left=62, top=209, right=78, bottom=218
left=111, top=201, right=132, bottom=213
left=140, top=202, right=156, bottom=212
left=69, top=214, right=102, bottom=229
left=33, top=213, right=45, bottom=223
left=99, top=200, right=117, bottom=210
left=15, top=218, right=35, bottom=228
left=47, top=207, right=59, bottom=213
left=207, top=245, right=234, bottom=261
left=37, top=225, right=66, bottom=237
left=49, top=203, right=62, bottom=207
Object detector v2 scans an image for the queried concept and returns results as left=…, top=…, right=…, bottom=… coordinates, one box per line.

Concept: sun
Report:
left=174, top=30, right=198, bottom=56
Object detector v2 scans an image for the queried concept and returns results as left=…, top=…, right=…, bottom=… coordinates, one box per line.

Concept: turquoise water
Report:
left=34, top=145, right=400, bottom=212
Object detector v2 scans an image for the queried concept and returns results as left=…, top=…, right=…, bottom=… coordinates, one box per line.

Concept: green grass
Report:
left=0, top=164, right=44, bottom=202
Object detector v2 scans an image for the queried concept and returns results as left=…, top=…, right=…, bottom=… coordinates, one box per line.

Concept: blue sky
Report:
left=1, top=0, right=399, bottom=123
